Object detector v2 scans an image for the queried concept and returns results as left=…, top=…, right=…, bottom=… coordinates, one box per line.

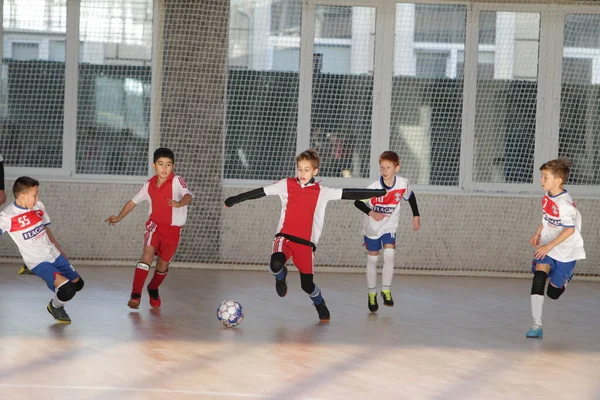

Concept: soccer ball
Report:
left=217, top=300, right=244, bottom=328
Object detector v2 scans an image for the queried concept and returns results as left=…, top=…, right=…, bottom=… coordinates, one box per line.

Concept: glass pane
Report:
left=0, top=0, right=66, bottom=168
left=76, top=0, right=153, bottom=175
left=310, top=6, right=375, bottom=178
left=225, top=0, right=300, bottom=179
left=473, top=12, right=540, bottom=183
left=391, top=4, right=465, bottom=185
left=560, top=14, right=600, bottom=185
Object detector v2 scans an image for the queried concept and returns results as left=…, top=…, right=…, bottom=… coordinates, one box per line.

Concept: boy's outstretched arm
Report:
left=105, top=200, right=137, bottom=225
left=45, top=227, right=66, bottom=257
left=224, top=188, right=266, bottom=208
left=341, top=188, right=386, bottom=200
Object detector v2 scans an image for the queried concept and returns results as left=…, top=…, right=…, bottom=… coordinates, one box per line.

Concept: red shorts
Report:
left=144, top=221, right=181, bottom=263
left=272, top=236, right=314, bottom=275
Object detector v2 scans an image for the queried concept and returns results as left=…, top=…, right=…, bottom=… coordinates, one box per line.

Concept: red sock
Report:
left=148, top=269, right=168, bottom=290
left=132, top=262, right=150, bottom=295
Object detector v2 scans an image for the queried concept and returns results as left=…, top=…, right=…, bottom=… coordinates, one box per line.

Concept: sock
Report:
left=366, top=254, right=378, bottom=294
left=309, top=285, right=323, bottom=305
left=531, top=295, right=544, bottom=326
left=148, top=269, right=168, bottom=290
left=274, top=267, right=286, bottom=281
left=132, top=262, right=150, bottom=295
left=52, top=280, right=69, bottom=308
left=381, top=248, right=395, bottom=291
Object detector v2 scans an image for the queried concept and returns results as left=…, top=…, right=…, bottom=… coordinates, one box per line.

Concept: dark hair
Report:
left=379, top=151, right=400, bottom=166
left=13, top=176, right=40, bottom=198
left=296, top=148, right=320, bottom=169
left=153, top=147, right=175, bottom=163
left=540, top=158, right=571, bottom=184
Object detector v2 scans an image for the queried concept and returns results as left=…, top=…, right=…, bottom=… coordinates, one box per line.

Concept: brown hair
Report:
left=379, top=151, right=400, bottom=166
left=13, top=176, right=40, bottom=198
left=296, top=149, right=320, bottom=169
left=540, top=158, right=571, bottom=184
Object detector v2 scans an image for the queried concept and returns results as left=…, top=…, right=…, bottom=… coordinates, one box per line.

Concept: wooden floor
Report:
left=0, top=265, right=598, bottom=400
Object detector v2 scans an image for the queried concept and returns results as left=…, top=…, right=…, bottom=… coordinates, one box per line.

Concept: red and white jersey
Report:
left=0, top=201, right=61, bottom=268
left=540, top=190, right=585, bottom=262
left=263, top=178, right=343, bottom=246
left=132, top=173, right=193, bottom=227
left=360, top=176, right=412, bottom=239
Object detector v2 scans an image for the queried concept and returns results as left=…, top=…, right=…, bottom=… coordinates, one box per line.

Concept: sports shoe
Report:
left=368, top=292, right=378, bottom=313
left=275, top=266, right=288, bottom=297
left=381, top=290, right=394, bottom=307
left=47, top=301, right=71, bottom=324
left=18, top=264, right=35, bottom=275
left=315, top=300, right=330, bottom=322
left=147, top=286, right=161, bottom=309
left=128, top=293, right=141, bottom=309
left=526, top=324, right=543, bottom=339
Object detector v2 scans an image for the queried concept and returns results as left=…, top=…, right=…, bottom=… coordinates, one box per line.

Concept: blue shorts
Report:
left=531, top=256, right=576, bottom=288
left=364, top=233, right=396, bottom=252
left=32, top=255, right=80, bottom=291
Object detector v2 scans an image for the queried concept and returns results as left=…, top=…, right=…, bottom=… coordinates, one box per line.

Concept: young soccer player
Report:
left=105, top=148, right=193, bottom=309
left=224, top=149, right=385, bottom=322
left=527, top=158, right=585, bottom=338
left=354, top=151, right=420, bottom=312
left=0, top=177, right=84, bottom=323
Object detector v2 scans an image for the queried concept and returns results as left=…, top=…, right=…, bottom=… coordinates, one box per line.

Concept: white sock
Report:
left=366, top=255, right=378, bottom=294
left=382, top=248, right=395, bottom=291
left=52, top=280, right=69, bottom=308
left=531, top=295, right=544, bottom=326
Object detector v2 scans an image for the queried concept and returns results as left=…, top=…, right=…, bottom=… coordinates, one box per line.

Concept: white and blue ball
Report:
left=217, top=300, right=244, bottom=327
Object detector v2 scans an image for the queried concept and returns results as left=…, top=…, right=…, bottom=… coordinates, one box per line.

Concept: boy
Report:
left=354, top=151, right=420, bottom=312
left=224, top=149, right=385, bottom=322
left=527, top=158, right=585, bottom=338
left=0, top=177, right=84, bottom=323
left=106, top=148, right=193, bottom=309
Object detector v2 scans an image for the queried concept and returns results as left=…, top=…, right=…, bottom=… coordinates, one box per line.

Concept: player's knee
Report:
left=269, top=252, right=286, bottom=274
left=547, top=284, right=564, bottom=300
left=300, top=273, right=315, bottom=294
left=56, top=281, right=77, bottom=302
left=531, top=270, right=547, bottom=295
left=73, top=277, right=84, bottom=292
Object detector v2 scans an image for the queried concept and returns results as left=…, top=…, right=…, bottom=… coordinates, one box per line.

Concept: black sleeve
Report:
left=407, top=192, right=420, bottom=217
left=0, top=161, right=4, bottom=191
left=224, top=187, right=266, bottom=207
left=341, top=188, right=386, bottom=200
left=354, top=199, right=371, bottom=215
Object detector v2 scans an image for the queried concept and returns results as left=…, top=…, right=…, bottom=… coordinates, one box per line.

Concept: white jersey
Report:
left=540, top=190, right=585, bottom=262
left=0, top=201, right=61, bottom=268
left=360, top=176, right=413, bottom=239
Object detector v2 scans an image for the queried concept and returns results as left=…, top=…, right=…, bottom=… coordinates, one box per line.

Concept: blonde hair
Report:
left=540, top=158, right=572, bottom=184
left=296, top=149, right=320, bottom=169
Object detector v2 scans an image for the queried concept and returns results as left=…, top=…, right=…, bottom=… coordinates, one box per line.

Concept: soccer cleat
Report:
left=18, top=264, right=35, bottom=275
left=275, top=266, right=288, bottom=297
left=147, top=286, right=161, bottom=309
left=128, top=293, right=141, bottom=309
left=47, top=301, right=71, bottom=324
left=526, top=324, right=543, bottom=339
left=368, top=293, right=378, bottom=313
left=381, top=290, right=394, bottom=307
left=315, top=300, right=330, bottom=322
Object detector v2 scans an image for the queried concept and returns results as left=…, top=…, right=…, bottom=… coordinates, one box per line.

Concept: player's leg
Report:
left=53, top=255, right=84, bottom=293
left=129, top=245, right=155, bottom=309
left=527, top=259, right=551, bottom=338
left=364, top=236, right=381, bottom=312
left=546, top=260, right=576, bottom=300
left=296, top=246, right=329, bottom=322
left=18, top=263, right=35, bottom=275
left=146, top=229, right=180, bottom=308
left=270, top=237, right=292, bottom=297
left=31, top=261, right=74, bottom=323
left=381, top=233, right=397, bottom=307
